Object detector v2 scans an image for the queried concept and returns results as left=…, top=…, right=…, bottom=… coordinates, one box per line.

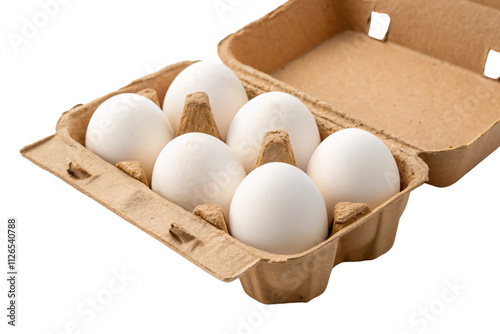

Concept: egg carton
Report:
left=21, top=0, right=499, bottom=304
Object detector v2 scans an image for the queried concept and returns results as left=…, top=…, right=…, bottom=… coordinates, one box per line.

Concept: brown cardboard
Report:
left=193, top=204, right=230, bottom=234
left=115, top=161, right=149, bottom=187
left=253, top=130, right=296, bottom=169
left=469, top=0, right=500, bottom=10
left=137, top=88, right=161, bottom=108
left=20, top=60, right=428, bottom=303
left=177, top=92, right=222, bottom=139
left=218, top=0, right=500, bottom=187
left=332, top=202, right=371, bottom=234
left=21, top=0, right=498, bottom=304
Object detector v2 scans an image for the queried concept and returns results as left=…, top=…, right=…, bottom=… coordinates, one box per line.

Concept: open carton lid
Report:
left=218, top=0, right=500, bottom=186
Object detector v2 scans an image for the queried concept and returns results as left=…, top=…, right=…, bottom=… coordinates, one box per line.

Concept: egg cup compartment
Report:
left=21, top=59, right=429, bottom=304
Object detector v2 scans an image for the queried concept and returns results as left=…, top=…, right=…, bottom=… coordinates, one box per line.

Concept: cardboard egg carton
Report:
left=21, top=0, right=499, bottom=304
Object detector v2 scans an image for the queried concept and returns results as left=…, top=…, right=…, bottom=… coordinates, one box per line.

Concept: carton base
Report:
left=21, top=60, right=429, bottom=304
left=239, top=191, right=410, bottom=304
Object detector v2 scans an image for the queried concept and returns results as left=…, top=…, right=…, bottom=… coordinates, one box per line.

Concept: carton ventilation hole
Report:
left=67, top=162, right=91, bottom=180
left=368, top=11, right=391, bottom=41
left=169, top=224, right=200, bottom=246
left=484, top=49, right=500, bottom=80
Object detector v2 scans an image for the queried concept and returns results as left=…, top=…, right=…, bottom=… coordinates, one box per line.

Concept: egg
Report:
left=229, top=162, right=328, bottom=255
left=85, top=93, right=174, bottom=182
left=162, top=61, right=248, bottom=140
left=226, top=92, right=321, bottom=173
left=306, top=128, right=400, bottom=221
left=151, top=132, right=246, bottom=216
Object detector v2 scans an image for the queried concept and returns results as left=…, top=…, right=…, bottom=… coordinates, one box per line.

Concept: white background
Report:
left=1, top=1, right=499, bottom=333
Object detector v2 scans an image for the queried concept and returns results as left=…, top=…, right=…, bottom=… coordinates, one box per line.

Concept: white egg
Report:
left=162, top=61, right=248, bottom=140
left=85, top=93, right=174, bottom=182
left=229, top=162, right=328, bottom=255
left=152, top=132, right=246, bottom=216
left=307, top=128, right=400, bottom=221
left=226, top=92, right=321, bottom=173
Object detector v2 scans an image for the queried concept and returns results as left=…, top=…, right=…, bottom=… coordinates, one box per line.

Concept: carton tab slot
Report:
left=368, top=11, right=391, bottom=41
left=67, top=162, right=91, bottom=180
left=169, top=223, right=202, bottom=247
left=484, top=49, right=500, bottom=79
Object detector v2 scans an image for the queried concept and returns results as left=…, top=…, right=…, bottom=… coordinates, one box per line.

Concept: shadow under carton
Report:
left=21, top=0, right=499, bottom=304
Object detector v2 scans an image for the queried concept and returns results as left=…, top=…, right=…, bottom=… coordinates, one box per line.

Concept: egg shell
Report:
left=151, top=132, right=246, bottom=217
left=85, top=93, right=174, bottom=182
left=162, top=61, right=248, bottom=141
left=226, top=92, right=321, bottom=173
left=307, top=128, right=400, bottom=221
left=229, top=162, right=328, bottom=255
